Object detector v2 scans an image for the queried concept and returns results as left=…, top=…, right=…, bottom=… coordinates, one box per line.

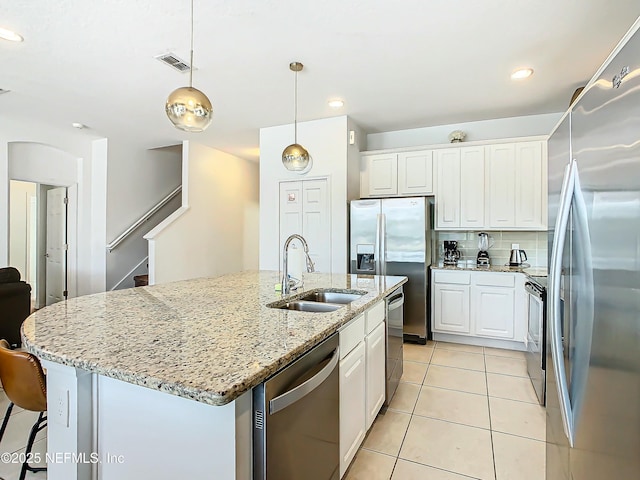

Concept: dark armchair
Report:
left=0, top=267, right=32, bottom=347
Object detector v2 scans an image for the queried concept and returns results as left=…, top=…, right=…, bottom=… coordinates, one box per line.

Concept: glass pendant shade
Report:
left=282, top=143, right=310, bottom=171
left=166, top=86, right=213, bottom=132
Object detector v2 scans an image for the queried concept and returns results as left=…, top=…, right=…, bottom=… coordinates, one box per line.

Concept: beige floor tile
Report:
left=0, top=410, right=43, bottom=455
left=391, top=459, right=472, bottom=480
left=484, top=346, right=525, bottom=359
left=431, top=349, right=485, bottom=372
left=485, top=354, right=528, bottom=377
left=414, top=386, right=490, bottom=429
left=487, top=373, right=539, bottom=404
left=423, top=364, right=487, bottom=395
left=363, top=410, right=411, bottom=456
left=493, top=431, right=545, bottom=480
left=388, top=382, right=421, bottom=413
left=345, top=449, right=396, bottom=480
left=401, top=361, right=428, bottom=384
left=435, top=341, right=484, bottom=354
left=399, top=416, right=494, bottom=480
left=403, top=344, right=434, bottom=363
left=489, top=397, right=546, bottom=441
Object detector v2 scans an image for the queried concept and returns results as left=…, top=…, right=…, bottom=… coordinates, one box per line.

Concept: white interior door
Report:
left=46, top=187, right=68, bottom=305
left=302, top=179, right=330, bottom=273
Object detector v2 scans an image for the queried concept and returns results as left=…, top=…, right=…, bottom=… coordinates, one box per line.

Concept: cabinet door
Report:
left=363, top=154, right=397, bottom=197
left=515, top=141, right=545, bottom=229
left=435, top=149, right=461, bottom=229
left=433, top=283, right=470, bottom=334
left=365, top=321, right=386, bottom=430
left=488, top=144, right=516, bottom=228
left=473, top=286, right=515, bottom=339
left=460, top=147, right=485, bottom=228
left=398, top=150, right=433, bottom=195
left=340, top=341, right=366, bottom=477
left=302, top=179, right=331, bottom=273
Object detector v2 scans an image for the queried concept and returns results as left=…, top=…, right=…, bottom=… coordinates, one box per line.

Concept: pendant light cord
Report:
left=294, top=68, right=298, bottom=143
left=189, top=0, right=194, bottom=88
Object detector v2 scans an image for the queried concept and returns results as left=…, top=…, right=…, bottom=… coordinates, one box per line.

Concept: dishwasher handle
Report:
left=269, top=347, right=340, bottom=415
left=387, top=293, right=404, bottom=311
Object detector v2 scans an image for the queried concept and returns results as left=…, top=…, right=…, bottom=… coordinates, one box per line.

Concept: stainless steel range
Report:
left=525, top=276, right=546, bottom=405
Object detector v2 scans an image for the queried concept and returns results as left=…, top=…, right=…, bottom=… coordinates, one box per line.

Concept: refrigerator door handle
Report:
left=380, top=213, right=387, bottom=276
left=375, top=214, right=382, bottom=275
left=549, top=159, right=577, bottom=448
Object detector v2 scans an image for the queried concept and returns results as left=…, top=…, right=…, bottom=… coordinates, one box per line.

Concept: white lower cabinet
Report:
left=339, top=341, right=366, bottom=477
left=365, top=321, right=386, bottom=430
left=473, top=286, right=515, bottom=338
left=339, top=300, right=386, bottom=477
left=432, top=270, right=526, bottom=346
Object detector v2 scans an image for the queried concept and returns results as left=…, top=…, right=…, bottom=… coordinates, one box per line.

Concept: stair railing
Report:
left=106, top=185, right=182, bottom=252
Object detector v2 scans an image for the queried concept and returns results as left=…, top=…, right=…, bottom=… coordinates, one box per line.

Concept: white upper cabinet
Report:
left=398, top=150, right=434, bottom=195
left=459, top=147, right=485, bottom=228
left=361, top=137, right=546, bottom=231
left=488, top=141, right=546, bottom=230
left=515, top=142, right=546, bottom=229
left=361, top=153, right=397, bottom=197
left=488, top=144, right=517, bottom=228
left=435, top=149, right=461, bottom=229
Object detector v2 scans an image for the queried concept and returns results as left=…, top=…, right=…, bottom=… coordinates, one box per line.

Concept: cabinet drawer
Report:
left=473, top=273, right=515, bottom=288
left=365, top=301, right=385, bottom=334
left=340, top=314, right=365, bottom=359
left=434, top=271, right=471, bottom=285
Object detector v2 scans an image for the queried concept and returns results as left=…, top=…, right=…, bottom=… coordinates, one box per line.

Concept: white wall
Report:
left=146, top=142, right=259, bottom=285
left=0, top=115, right=107, bottom=296
left=366, top=112, right=562, bottom=151
left=9, top=180, right=37, bottom=284
left=259, top=115, right=360, bottom=274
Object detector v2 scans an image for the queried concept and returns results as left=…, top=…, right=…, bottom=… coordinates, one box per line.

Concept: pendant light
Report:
left=165, top=0, right=213, bottom=132
left=282, top=62, right=310, bottom=172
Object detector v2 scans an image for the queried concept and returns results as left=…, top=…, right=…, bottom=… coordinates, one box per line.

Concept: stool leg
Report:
left=19, top=412, right=47, bottom=480
left=0, top=402, right=14, bottom=443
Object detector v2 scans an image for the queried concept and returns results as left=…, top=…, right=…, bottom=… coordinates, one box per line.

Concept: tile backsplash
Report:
left=435, top=231, right=548, bottom=267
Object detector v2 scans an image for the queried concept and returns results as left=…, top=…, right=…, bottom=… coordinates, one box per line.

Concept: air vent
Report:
left=254, top=410, right=264, bottom=430
left=0, top=89, right=10, bottom=95
left=155, top=52, right=191, bottom=73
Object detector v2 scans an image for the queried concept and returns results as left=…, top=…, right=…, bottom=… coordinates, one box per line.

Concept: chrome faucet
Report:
left=282, top=234, right=315, bottom=295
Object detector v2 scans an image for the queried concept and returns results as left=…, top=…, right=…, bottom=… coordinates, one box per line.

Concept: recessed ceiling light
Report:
left=71, top=123, right=86, bottom=129
left=511, top=68, right=534, bottom=80
left=0, top=27, right=24, bottom=42
left=328, top=99, right=344, bottom=108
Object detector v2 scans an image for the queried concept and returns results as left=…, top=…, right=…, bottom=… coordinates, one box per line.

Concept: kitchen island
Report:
left=22, top=270, right=406, bottom=480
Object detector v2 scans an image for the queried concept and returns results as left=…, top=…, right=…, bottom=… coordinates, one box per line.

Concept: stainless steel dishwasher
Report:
left=385, top=287, right=404, bottom=406
left=253, top=333, right=340, bottom=480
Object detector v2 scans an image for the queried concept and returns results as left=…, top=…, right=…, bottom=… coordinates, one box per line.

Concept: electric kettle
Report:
left=509, top=249, right=527, bottom=266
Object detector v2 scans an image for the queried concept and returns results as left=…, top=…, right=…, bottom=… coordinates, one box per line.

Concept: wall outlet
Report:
left=349, top=130, right=355, bottom=145
left=52, top=387, right=69, bottom=427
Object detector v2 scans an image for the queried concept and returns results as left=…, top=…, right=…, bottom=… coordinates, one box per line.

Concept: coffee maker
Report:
left=477, top=232, right=492, bottom=266
left=443, top=241, right=461, bottom=265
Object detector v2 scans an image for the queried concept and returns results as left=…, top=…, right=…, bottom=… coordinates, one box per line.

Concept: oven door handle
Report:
left=387, top=293, right=404, bottom=311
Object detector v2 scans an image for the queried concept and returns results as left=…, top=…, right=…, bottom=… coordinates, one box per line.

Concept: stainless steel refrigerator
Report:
left=546, top=20, right=640, bottom=480
left=349, top=197, right=434, bottom=343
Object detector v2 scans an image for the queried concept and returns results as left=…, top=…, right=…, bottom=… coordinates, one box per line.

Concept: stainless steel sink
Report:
left=298, top=290, right=365, bottom=304
left=271, top=300, right=343, bottom=313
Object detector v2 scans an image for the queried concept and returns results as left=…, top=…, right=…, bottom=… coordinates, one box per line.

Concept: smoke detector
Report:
left=155, top=52, right=191, bottom=73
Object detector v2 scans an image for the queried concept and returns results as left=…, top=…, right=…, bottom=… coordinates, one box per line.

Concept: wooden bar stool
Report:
left=0, top=339, right=47, bottom=480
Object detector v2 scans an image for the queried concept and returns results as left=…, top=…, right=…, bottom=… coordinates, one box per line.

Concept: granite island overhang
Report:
left=21, top=270, right=407, bottom=480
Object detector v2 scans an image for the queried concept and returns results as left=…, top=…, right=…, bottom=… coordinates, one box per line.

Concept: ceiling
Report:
left=1, top=1, right=639, bottom=161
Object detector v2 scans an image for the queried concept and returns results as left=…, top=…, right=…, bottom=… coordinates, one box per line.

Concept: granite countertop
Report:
left=431, top=263, right=548, bottom=278
left=22, top=271, right=406, bottom=407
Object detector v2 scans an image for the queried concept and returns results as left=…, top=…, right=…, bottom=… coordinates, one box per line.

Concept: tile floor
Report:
left=345, top=341, right=546, bottom=480
left=0, top=387, right=47, bottom=480
left=0, top=341, right=546, bottom=480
